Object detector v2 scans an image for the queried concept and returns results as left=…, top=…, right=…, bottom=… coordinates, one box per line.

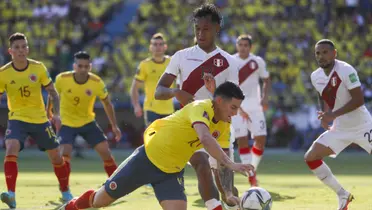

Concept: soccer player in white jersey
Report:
left=155, top=4, right=240, bottom=210
left=231, top=34, right=270, bottom=187
left=305, top=39, right=372, bottom=210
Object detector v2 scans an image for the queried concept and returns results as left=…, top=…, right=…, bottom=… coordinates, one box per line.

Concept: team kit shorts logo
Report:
left=5, top=129, right=11, bottom=136
left=109, top=181, right=117, bottom=190
left=29, top=74, right=37, bottom=82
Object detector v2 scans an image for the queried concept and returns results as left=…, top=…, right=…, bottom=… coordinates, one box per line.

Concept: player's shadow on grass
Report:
left=269, top=191, right=296, bottom=201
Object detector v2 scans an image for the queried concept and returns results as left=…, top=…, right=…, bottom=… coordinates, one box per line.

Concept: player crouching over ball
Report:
left=59, top=81, right=254, bottom=210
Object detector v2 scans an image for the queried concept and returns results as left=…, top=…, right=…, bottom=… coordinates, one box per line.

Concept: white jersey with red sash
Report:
left=165, top=45, right=239, bottom=100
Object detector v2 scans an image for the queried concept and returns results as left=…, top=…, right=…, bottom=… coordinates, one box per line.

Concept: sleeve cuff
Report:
left=43, top=81, right=53, bottom=87
left=191, top=121, right=208, bottom=128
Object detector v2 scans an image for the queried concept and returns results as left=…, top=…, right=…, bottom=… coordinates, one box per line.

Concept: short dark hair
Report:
left=151, top=33, right=166, bottom=42
left=316, top=39, right=335, bottom=49
left=237, top=34, right=252, bottom=46
left=192, top=3, right=222, bottom=26
left=74, top=51, right=90, bottom=61
left=214, top=81, right=245, bottom=100
left=9, top=32, right=27, bottom=46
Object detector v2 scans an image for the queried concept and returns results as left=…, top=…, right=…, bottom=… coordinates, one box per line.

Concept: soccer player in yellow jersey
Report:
left=0, top=33, right=72, bottom=208
left=130, top=33, right=174, bottom=127
left=53, top=51, right=122, bottom=183
left=60, top=81, right=254, bottom=210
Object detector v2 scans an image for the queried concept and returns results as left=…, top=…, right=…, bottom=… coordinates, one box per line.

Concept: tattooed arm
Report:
left=45, top=83, right=61, bottom=130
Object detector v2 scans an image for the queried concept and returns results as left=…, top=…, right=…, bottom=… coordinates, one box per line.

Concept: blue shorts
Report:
left=104, top=145, right=186, bottom=202
left=58, top=121, right=107, bottom=147
left=5, top=120, right=59, bottom=151
left=144, top=111, right=169, bottom=127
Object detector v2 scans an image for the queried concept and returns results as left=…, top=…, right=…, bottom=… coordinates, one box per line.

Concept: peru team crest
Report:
left=213, top=58, right=223, bottom=67
left=212, top=130, right=220, bottom=138
left=331, top=76, right=337, bottom=87
left=29, top=74, right=37, bottom=82
left=86, top=89, right=92, bottom=96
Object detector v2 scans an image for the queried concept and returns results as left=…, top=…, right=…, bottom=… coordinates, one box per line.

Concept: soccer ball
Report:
left=240, top=187, right=272, bottom=210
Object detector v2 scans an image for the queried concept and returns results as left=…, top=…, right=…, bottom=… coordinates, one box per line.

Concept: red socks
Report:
left=252, top=146, right=264, bottom=156
left=63, top=155, right=71, bottom=176
left=4, top=155, right=18, bottom=192
left=213, top=205, right=223, bottom=210
left=74, top=189, right=95, bottom=209
left=53, top=161, right=69, bottom=192
left=104, top=156, right=117, bottom=177
left=239, top=147, right=251, bottom=155
left=306, top=159, right=323, bottom=170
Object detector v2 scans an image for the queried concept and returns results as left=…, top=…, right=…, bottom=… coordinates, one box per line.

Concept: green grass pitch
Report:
left=0, top=149, right=371, bottom=210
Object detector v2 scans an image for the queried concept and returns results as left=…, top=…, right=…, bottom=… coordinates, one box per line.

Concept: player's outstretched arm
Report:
left=193, top=123, right=253, bottom=173
left=155, top=73, right=178, bottom=100
left=101, top=95, right=122, bottom=141
left=130, top=78, right=143, bottom=117
left=155, top=73, right=194, bottom=105
left=46, top=95, right=53, bottom=120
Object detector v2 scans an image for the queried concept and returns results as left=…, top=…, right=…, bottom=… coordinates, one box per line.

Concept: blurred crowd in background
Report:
left=0, top=0, right=371, bottom=152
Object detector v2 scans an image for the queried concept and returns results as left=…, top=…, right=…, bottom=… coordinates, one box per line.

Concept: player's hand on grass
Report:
left=51, top=115, right=61, bottom=132
left=229, top=163, right=254, bottom=177
left=203, top=73, right=216, bottom=95
left=224, top=191, right=241, bottom=207
left=134, top=105, right=143, bottom=118
left=112, top=125, right=122, bottom=142
left=173, top=89, right=194, bottom=106
left=239, top=108, right=251, bottom=122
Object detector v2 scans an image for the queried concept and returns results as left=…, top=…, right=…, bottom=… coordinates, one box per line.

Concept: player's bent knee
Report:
left=46, top=148, right=63, bottom=164
left=60, top=144, right=73, bottom=155
left=160, top=200, right=187, bottom=210
left=5, top=139, right=20, bottom=155
left=92, top=187, right=115, bottom=208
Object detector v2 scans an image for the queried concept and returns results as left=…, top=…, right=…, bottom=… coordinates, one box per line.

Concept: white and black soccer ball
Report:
left=240, top=187, right=272, bottom=210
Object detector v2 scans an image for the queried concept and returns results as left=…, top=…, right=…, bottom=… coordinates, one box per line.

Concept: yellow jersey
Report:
left=134, top=56, right=174, bottom=115
left=0, top=59, right=52, bottom=123
left=144, top=99, right=230, bottom=173
left=55, top=72, right=108, bottom=127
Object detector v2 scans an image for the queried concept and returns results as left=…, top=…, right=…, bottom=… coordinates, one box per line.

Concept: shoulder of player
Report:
left=310, top=68, right=323, bottom=80
left=88, top=72, right=103, bottom=83
left=57, top=71, right=74, bottom=79
left=0, top=62, right=13, bottom=72
left=336, top=59, right=356, bottom=74
left=27, top=58, right=44, bottom=66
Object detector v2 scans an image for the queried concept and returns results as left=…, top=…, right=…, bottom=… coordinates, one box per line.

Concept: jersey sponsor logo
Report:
left=213, top=58, right=223, bottom=67
left=29, top=74, right=37, bottom=82
left=86, top=89, right=92, bottom=96
left=212, top=130, right=220, bottom=138
left=109, top=181, right=117, bottom=190
left=331, top=76, right=338, bottom=87
left=349, top=73, right=358, bottom=83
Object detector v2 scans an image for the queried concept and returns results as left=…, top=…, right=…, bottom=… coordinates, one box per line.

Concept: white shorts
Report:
left=232, top=110, right=267, bottom=138
left=314, top=125, right=372, bottom=157
left=195, top=124, right=235, bottom=169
